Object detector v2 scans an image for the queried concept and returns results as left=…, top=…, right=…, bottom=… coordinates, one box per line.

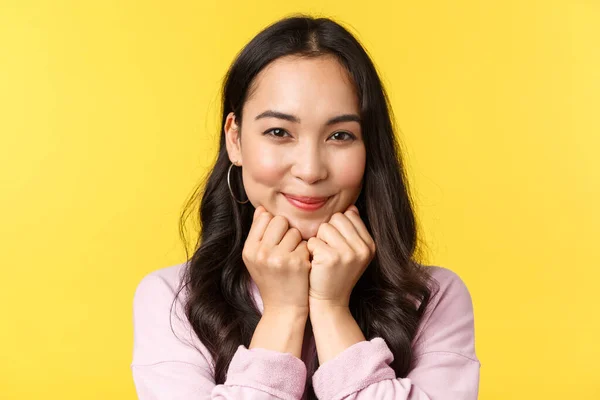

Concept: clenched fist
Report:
left=242, top=206, right=312, bottom=315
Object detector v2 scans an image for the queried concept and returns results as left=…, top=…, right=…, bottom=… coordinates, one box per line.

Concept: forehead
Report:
left=243, top=55, right=360, bottom=119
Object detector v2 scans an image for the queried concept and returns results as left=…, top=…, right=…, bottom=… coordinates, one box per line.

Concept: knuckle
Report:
left=260, top=214, right=273, bottom=224
left=255, top=248, right=268, bottom=263
left=358, top=250, right=370, bottom=263
left=341, top=252, right=353, bottom=264
left=242, top=245, right=253, bottom=262
left=331, top=252, right=341, bottom=264
left=330, top=212, right=344, bottom=222
left=358, top=243, right=371, bottom=258
left=272, top=215, right=287, bottom=224
left=289, top=228, right=301, bottom=240
left=317, top=223, right=328, bottom=236
left=290, top=256, right=310, bottom=272
left=267, top=253, right=285, bottom=268
left=287, top=256, right=301, bottom=269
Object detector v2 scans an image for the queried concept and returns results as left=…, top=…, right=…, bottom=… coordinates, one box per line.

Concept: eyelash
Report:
left=263, top=128, right=357, bottom=142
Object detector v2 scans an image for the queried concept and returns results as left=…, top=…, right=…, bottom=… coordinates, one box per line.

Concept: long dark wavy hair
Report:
left=174, top=15, right=439, bottom=399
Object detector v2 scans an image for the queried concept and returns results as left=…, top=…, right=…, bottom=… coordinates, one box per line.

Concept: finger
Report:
left=343, top=209, right=376, bottom=253
left=346, top=204, right=359, bottom=214
left=278, top=228, right=303, bottom=253
left=306, top=236, right=329, bottom=256
left=316, top=223, right=353, bottom=254
left=253, top=205, right=264, bottom=221
left=291, top=240, right=310, bottom=260
left=246, top=209, right=272, bottom=244
left=327, top=213, right=366, bottom=254
left=261, top=215, right=290, bottom=248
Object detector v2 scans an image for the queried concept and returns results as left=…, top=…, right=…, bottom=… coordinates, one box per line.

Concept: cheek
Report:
left=243, top=142, right=284, bottom=185
left=335, top=149, right=366, bottom=188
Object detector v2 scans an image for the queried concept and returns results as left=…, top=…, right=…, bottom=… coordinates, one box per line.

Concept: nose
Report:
left=290, top=142, right=328, bottom=184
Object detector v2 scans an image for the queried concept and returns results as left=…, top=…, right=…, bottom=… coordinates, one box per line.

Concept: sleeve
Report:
left=310, top=269, right=481, bottom=400
left=131, top=273, right=308, bottom=400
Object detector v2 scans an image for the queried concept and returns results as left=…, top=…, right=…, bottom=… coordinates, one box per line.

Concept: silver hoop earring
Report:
left=227, top=161, right=249, bottom=204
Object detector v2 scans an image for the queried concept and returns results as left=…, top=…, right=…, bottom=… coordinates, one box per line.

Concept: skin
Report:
left=224, top=54, right=365, bottom=241
left=225, top=55, right=377, bottom=364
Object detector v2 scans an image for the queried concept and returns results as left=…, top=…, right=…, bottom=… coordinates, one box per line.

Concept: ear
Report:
left=224, top=111, right=242, bottom=165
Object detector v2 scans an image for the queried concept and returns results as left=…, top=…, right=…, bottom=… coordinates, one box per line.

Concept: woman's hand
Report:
left=306, top=204, right=376, bottom=308
left=242, top=205, right=311, bottom=316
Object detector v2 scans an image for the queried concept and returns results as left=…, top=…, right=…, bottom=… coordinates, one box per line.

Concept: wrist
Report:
left=263, top=305, right=310, bottom=320
left=308, top=301, right=365, bottom=364
left=309, top=298, right=350, bottom=313
left=309, top=301, right=351, bottom=321
left=251, top=307, right=308, bottom=358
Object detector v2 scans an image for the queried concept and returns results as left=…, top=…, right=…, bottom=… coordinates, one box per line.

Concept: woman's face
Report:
left=225, top=55, right=366, bottom=240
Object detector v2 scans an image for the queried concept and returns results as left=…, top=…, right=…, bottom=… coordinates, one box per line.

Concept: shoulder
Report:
left=411, top=264, right=478, bottom=362
left=132, top=262, right=189, bottom=324
left=426, top=265, right=473, bottom=301
left=132, top=261, right=211, bottom=367
left=420, top=264, right=474, bottom=309
left=134, top=262, right=188, bottom=295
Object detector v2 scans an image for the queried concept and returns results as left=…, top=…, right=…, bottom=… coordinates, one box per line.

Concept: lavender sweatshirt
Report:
left=131, top=262, right=480, bottom=399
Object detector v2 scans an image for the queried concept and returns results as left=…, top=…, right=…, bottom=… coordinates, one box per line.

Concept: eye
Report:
left=330, top=131, right=356, bottom=141
left=263, top=128, right=291, bottom=139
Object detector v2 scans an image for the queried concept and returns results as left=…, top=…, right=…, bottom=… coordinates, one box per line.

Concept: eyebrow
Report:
left=254, top=110, right=361, bottom=125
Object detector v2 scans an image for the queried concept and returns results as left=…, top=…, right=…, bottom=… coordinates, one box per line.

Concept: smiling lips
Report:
left=283, top=193, right=330, bottom=211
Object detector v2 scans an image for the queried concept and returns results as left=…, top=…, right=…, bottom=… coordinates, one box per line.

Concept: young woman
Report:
left=131, top=15, right=480, bottom=400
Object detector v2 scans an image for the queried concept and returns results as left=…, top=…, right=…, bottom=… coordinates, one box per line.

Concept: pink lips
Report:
left=283, top=193, right=330, bottom=211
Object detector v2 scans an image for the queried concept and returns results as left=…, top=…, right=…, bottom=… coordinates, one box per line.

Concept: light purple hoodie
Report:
left=131, top=262, right=480, bottom=399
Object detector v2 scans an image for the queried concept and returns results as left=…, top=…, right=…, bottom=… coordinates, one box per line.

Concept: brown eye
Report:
left=264, top=128, right=290, bottom=138
left=330, top=131, right=356, bottom=141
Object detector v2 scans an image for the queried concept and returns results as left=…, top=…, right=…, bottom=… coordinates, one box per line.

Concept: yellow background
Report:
left=1, top=1, right=598, bottom=398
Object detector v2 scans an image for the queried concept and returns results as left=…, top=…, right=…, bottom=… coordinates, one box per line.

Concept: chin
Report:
left=286, top=216, right=325, bottom=241
left=299, top=228, right=317, bottom=241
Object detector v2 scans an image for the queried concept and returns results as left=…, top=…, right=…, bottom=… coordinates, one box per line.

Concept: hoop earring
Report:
left=227, top=161, right=249, bottom=204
